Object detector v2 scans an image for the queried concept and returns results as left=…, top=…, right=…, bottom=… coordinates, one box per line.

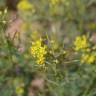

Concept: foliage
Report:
left=0, top=0, right=96, bottom=96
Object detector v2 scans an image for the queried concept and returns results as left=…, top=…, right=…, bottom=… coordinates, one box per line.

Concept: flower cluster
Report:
left=74, top=35, right=96, bottom=64
left=30, top=39, right=47, bottom=65
left=81, top=54, right=95, bottom=64
left=17, top=0, right=35, bottom=12
left=74, top=35, right=89, bottom=51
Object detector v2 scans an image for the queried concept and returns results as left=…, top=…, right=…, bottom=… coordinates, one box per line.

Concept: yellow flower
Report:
left=16, top=86, right=24, bottom=95
left=30, top=39, right=47, bottom=65
left=81, top=54, right=95, bottom=64
left=17, top=0, right=35, bottom=12
left=13, top=78, right=24, bottom=95
left=74, top=35, right=89, bottom=51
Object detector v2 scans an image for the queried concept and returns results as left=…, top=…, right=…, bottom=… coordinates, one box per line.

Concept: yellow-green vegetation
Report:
left=0, top=0, right=96, bottom=96
left=74, top=35, right=89, bottom=51
left=17, top=0, right=35, bottom=12
left=30, top=38, right=47, bottom=65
